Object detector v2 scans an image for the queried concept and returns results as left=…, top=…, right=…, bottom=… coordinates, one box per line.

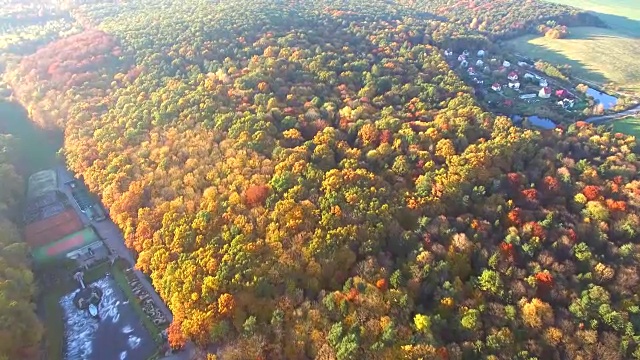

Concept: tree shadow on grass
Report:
left=507, top=39, right=610, bottom=85
left=589, top=11, right=640, bottom=37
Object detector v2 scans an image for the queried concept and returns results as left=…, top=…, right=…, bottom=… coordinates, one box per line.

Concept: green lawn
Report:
left=544, top=0, right=640, bottom=36
left=611, top=116, right=640, bottom=137
left=112, top=259, right=166, bottom=344
left=507, top=27, right=640, bottom=93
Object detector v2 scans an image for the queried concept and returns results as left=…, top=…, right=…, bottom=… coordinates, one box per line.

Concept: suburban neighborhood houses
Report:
left=443, top=47, right=622, bottom=129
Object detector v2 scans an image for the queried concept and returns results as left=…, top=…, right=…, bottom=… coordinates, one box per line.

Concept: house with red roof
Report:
left=539, top=87, right=552, bottom=98
left=491, top=83, right=502, bottom=92
left=507, top=71, right=519, bottom=81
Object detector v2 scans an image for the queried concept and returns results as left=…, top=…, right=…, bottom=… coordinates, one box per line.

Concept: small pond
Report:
left=586, top=87, right=617, bottom=110
left=511, top=115, right=556, bottom=130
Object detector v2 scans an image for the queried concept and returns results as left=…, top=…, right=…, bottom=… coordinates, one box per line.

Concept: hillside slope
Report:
left=4, top=1, right=640, bottom=359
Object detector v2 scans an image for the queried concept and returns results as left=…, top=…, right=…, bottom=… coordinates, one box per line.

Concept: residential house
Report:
left=558, top=98, right=575, bottom=109
left=444, top=49, right=453, bottom=57
left=508, top=81, right=521, bottom=90
left=517, top=61, right=530, bottom=67
left=468, top=67, right=476, bottom=75
left=503, top=60, right=511, bottom=67
left=463, top=50, right=470, bottom=56
left=539, top=79, right=548, bottom=87
left=458, top=54, right=466, bottom=62
left=507, top=71, right=519, bottom=81
left=539, top=87, right=552, bottom=98
left=477, top=49, right=486, bottom=57
left=460, top=59, right=469, bottom=68
left=476, top=59, right=484, bottom=67
left=555, top=89, right=568, bottom=98
left=523, top=73, right=535, bottom=80
left=491, top=83, right=502, bottom=92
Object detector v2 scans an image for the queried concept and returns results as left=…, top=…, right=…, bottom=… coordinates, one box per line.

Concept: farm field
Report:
left=507, top=27, right=640, bottom=93
left=544, top=0, right=640, bottom=35
left=612, top=116, right=640, bottom=137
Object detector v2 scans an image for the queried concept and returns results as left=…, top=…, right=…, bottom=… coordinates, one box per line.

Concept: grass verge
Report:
left=112, top=259, right=166, bottom=344
left=611, top=116, right=640, bottom=137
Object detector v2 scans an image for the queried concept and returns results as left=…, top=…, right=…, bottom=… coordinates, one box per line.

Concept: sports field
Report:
left=507, top=27, right=640, bottom=93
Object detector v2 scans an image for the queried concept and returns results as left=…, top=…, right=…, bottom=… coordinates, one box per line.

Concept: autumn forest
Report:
left=2, top=0, right=640, bottom=359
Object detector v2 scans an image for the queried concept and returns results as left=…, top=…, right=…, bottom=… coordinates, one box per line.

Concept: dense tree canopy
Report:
left=3, top=0, right=639, bottom=359
left=0, top=117, right=42, bottom=360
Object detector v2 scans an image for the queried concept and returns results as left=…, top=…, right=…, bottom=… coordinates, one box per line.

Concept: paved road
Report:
left=55, top=165, right=197, bottom=359
left=586, top=105, right=640, bottom=124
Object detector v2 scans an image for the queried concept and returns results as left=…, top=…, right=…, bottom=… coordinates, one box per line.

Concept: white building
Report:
left=539, top=87, right=552, bottom=98
left=503, top=60, right=511, bottom=67
left=477, top=49, right=486, bottom=57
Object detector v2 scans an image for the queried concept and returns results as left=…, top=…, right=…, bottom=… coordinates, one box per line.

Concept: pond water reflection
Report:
left=511, top=115, right=556, bottom=130
left=586, top=87, right=617, bottom=110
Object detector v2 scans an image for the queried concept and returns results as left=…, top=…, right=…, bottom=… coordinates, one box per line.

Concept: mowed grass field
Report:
left=545, top=0, right=640, bottom=36
left=507, top=27, right=640, bottom=93
left=612, top=116, right=640, bottom=137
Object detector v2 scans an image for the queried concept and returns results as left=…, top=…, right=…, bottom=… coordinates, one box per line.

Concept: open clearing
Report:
left=507, top=27, right=640, bottom=93
left=612, top=116, right=640, bottom=137
left=544, top=0, right=640, bottom=36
